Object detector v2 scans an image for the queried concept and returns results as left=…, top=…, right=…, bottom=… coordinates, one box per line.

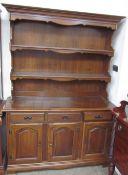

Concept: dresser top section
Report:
left=2, top=3, right=125, bottom=30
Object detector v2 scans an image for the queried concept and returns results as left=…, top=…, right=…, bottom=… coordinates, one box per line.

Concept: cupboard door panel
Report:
left=53, top=127, right=73, bottom=156
left=82, top=121, right=112, bottom=161
left=48, top=123, right=82, bottom=161
left=8, top=124, right=42, bottom=164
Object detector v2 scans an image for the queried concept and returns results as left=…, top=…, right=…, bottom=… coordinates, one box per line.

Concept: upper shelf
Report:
left=11, top=71, right=111, bottom=82
left=11, top=45, right=114, bottom=56
left=2, top=3, right=125, bottom=30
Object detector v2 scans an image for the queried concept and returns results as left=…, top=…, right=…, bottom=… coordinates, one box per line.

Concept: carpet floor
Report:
left=14, top=166, right=117, bottom=175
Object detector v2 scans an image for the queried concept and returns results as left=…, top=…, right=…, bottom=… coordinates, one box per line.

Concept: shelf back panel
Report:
left=12, top=50, right=109, bottom=74
left=12, top=21, right=113, bottom=51
left=12, top=79, right=107, bottom=98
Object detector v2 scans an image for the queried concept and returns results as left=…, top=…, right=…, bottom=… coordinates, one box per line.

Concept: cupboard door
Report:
left=8, top=124, right=42, bottom=164
left=82, top=121, right=112, bottom=161
left=47, top=122, right=82, bottom=161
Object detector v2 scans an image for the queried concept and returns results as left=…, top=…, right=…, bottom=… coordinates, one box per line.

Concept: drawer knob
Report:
left=118, top=125, right=123, bottom=131
left=62, top=116, right=69, bottom=120
left=38, top=142, right=41, bottom=147
left=95, top=115, right=103, bottom=119
left=24, top=116, right=32, bottom=120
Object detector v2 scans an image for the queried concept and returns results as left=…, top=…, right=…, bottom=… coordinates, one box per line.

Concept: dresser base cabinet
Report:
left=5, top=111, right=113, bottom=174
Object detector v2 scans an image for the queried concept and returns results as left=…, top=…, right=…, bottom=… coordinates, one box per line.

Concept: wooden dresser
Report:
left=109, top=101, right=128, bottom=175
left=2, top=4, right=124, bottom=174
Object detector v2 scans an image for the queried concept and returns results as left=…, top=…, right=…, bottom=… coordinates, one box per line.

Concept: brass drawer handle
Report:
left=24, top=116, right=32, bottom=120
left=118, top=125, right=123, bottom=131
left=62, top=116, right=69, bottom=120
left=95, top=115, right=103, bottom=119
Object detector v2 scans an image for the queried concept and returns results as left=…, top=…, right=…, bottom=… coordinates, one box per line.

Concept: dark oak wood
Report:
left=4, top=96, right=113, bottom=111
left=2, top=3, right=124, bottom=30
left=47, top=122, right=82, bottom=161
left=8, top=124, right=43, bottom=164
left=6, top=112, right=44, bottom=165
left=11, top=45, right=114, bottom=56
left=109, top=101, right=128, bottom=175
left=9, top=112, right=45, bottom=123
left=2, top=4, right=124, bottom=174
left=12, top=51, right=110, bottom=79
left=11, top=21, right=113, bottom=53
left=84, top=111, right=113, bottom=121
left=82, top=121, right=112, bottom=161
left=11, top=80, right=108, bottom=98
left=11, top=72, right=111, bottom=82
left=47, top=112, right=83, bottom=122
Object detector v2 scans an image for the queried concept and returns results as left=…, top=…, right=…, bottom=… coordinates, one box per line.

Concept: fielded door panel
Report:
left=82, top=121, right=112, bottom=161
left=47, top=122, right=83, bottom=161
left=8, top=124, right=43, bottom=164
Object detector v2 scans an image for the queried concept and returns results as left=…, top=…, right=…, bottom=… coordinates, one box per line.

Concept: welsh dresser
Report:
left=2, top=4, right=124, bottom=174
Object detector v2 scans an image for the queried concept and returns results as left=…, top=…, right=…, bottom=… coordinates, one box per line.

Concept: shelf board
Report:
left=3, top=96, right=114, bottom=111
left=11, top=71, right=111, bottom=82
left=11, top=45, right=113, bottom=56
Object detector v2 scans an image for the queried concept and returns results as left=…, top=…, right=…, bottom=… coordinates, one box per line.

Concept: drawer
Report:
left=47, top=112, right=83, bottom=122
left=84, top=111, right=112, bottom=121
left=9, top=113, right=44, bottom=124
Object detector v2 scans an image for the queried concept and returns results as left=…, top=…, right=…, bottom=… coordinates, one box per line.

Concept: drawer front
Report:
left=47, top=112, right=82, bottom=122
left=84, top=111, right=112, bottom=121
left=9, top=113, right=44, bottom=124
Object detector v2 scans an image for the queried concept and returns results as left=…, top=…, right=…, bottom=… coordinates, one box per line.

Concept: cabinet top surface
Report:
left=2, top=3, right=124, bottom=24
left=3, top=96, right=114, bottom=112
